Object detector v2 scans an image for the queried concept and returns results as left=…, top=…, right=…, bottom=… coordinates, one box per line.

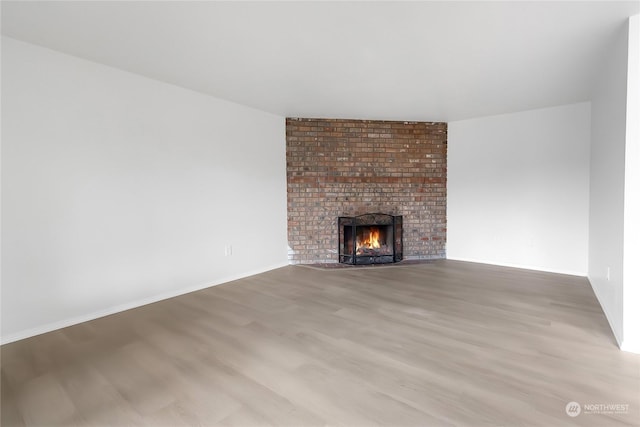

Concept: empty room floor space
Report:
left=1, top=260, right=639, bottom=426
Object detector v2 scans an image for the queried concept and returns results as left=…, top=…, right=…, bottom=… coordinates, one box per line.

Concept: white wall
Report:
left=447, top=103, right=591, bottom=276
left=1, top=37, right=288, bottom=343
left=622, top=15, right=639, bottom=353
left=588, top=24, right=629, bottom=347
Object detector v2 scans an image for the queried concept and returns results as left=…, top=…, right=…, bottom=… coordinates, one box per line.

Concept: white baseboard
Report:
left=446, top=256, right=587, bottom=277
left=587, top=277, right=623, bottom=348
left=621, top=340, right=640, bottom=354
left=0, top=262, right=289, bottom=345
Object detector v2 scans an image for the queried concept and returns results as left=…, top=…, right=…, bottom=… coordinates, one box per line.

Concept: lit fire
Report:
left=357, top=227, right=382, bottom=254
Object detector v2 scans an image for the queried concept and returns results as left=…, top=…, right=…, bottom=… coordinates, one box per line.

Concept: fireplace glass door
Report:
left=339, top=213, right=402, bottom=265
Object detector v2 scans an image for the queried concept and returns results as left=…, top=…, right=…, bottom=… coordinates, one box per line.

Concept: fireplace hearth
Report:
left=338, top=213, right=403, bottom=265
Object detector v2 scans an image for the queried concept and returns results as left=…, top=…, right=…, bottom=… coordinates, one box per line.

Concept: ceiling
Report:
left=2, top=1, right=639, bottom=122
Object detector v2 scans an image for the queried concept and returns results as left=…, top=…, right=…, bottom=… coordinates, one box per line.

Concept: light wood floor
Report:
left=2, top=260, right=639, bottom=426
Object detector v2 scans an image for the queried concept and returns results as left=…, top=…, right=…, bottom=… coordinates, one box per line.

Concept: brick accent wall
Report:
left=286, top=118, right=447, bottom=264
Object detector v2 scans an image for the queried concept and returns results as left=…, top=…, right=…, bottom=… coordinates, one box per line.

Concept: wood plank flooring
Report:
left=2, top=260, right=639, bottom=426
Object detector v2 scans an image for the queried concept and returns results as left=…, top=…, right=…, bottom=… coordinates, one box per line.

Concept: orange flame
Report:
left=357, top=227, right=381, bottom=252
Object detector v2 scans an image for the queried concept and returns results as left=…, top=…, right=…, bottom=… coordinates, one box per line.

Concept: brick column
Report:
left=286, top=118, right=447, bottom=264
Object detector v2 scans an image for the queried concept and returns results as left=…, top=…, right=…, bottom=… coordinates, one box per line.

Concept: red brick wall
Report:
left=286, top=118, right=447, bottom=264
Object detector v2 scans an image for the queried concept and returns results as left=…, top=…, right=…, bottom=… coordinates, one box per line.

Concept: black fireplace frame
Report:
left=338, top=213, right=403, bottom=265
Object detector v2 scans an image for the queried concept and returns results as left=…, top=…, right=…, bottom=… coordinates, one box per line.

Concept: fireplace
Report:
left=338, top=213, right=403, bottom=265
